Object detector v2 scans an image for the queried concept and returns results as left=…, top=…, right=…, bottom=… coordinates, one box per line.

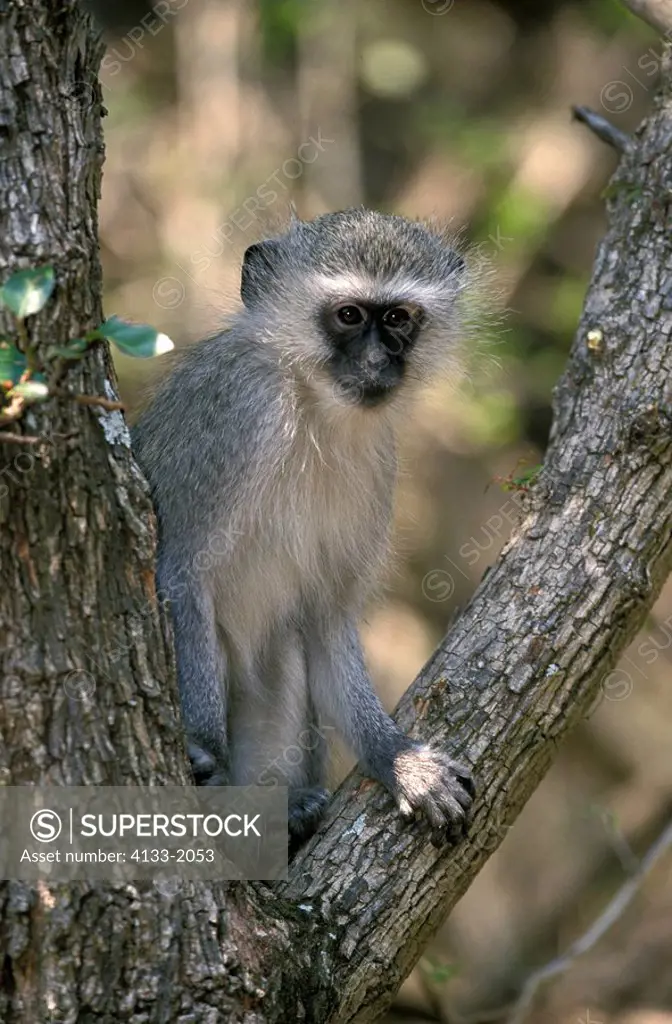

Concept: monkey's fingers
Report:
left=392, top=745, right=476, bottom=845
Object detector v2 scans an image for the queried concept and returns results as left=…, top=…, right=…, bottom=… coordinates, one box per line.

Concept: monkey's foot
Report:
left=393, top=744, right=475, bottom=846
left=288, top=786, right=330, bottom=855
left=188, top=742, right=228, bottom=786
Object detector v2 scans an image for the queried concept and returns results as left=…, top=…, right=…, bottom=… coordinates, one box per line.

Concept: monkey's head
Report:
left=240, top=208, right=466, bottom=412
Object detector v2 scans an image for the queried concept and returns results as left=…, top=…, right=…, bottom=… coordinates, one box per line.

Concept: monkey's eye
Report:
left=335, top=304, right=366, bottom=327
left=383, top=306, right=414, bottom=331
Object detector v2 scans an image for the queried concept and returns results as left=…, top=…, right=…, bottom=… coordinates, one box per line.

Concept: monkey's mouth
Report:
left=328, top=364, right=403, bottom=408
left=358, top=381, right=397, bottom=407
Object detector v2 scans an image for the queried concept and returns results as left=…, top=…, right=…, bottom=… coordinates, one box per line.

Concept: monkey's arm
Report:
left=306, top=615, right=474, bottom=841
left=157, top=554, right=229, bottom=782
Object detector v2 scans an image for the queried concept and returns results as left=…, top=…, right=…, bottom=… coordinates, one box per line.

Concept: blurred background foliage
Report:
left=96, top=1, right=671, bottom=1021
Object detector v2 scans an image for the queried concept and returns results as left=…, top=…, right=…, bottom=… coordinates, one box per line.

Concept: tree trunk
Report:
left=1, top=3, right=671, bottom=1023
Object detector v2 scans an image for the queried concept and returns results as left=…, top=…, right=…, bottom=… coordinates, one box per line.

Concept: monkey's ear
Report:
left=241, top=240, right=281, bottom=307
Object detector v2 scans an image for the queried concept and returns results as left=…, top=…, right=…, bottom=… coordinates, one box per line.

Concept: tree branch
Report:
left=0, top=430, right=40, bottom=445
left=572, top=105, right=633, bottom=152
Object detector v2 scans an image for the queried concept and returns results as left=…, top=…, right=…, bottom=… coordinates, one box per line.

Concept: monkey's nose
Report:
left=364, top=348, right=389, bottom=370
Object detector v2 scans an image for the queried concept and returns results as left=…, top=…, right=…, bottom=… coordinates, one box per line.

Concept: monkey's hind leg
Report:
left=285, top=692, right=331, bottom=855
left=227, top=624, right=330, bottom=852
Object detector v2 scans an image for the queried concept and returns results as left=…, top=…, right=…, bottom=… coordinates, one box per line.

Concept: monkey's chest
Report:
left=219, top=471, right=388, bottom=649
left=264, top=483, right=379, bottom=594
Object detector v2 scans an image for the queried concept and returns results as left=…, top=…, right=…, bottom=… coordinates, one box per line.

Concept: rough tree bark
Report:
left=0, top=3, right=671, bottom=1023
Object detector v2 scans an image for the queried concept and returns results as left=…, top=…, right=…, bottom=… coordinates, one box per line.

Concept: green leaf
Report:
left=0, top=342, right=28, bottom=388
left=420, top=956, right=459, bottom=986
left=99, top=316, right=174, bottom=358
left=1, top=266, right=55, bottom=318
left=11, top=380, right=50, bottom=401
left=511, top=464, right=542, bottom=488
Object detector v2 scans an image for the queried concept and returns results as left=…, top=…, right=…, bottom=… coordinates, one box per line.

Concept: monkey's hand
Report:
left=391, top=744, right=475, bottom=846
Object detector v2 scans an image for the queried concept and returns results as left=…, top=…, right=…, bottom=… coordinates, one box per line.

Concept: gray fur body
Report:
left=133, top=209, right=474, bottom=846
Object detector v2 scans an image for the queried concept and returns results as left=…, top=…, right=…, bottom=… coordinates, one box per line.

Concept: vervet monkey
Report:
left=133, top=208, right=475, bottom=849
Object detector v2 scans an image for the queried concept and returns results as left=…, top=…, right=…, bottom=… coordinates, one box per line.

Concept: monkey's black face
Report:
left=319, top=301, right=425, bottom=408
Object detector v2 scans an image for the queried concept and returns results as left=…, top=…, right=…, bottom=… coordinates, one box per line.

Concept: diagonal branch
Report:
left=277, top=52, right=672, bottom=1024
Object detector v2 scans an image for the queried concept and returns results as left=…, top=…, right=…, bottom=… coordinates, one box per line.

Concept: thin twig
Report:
left=72, top=394, right=124, bottom=411
left=51, top=388, right=125, bottom=411
left=1, top=388, right=124, bottom=435
left=0, top=431, right=41, bottom=445
left=572, top=106, right=633, bottom=153
left=505, top=819, right=672, bottom=1024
